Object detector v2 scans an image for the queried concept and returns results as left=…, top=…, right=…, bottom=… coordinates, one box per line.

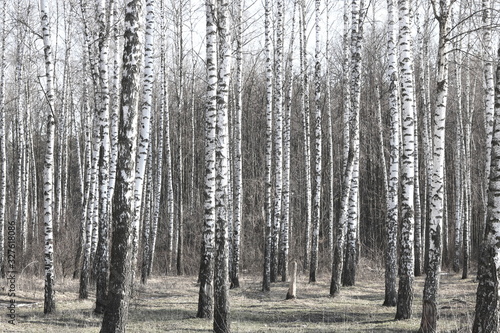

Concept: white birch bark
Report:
left=299, top=0, right=312, bottom=273
left=100, top=0, right=143, bottom=329
left=132, top=0, right=155, bottom=278
left=214, top=0, right=231, bottom=331
left=271, top=0, right=284, bottom=283
left=395, top=0, right=415, bottom=320
left=383, top=0, right=399, bottom=306
left=343, top=0, right=363, bottom=287
left=309, top=0, right=321, bottom=283
left=198, top=0, right=217, bottom=315
left=40, top=0, right=56, bottom=314
left=280, top=0, right=297, bottom=283
left=473, top=45, right=500, bottom=333
left=95, top=0, right=113, bottom=314
left=231, top=0, right=243, bottom=289
left=482, top=0, right=494, bottom=240
left=419, top=1, right=452, bottom=331
left=262, top=0, right=273, bottom=292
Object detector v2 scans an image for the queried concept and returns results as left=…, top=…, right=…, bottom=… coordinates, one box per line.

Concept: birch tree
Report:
left=197, top=0, right=217, bottom=318
left=231, top=0, right=243, bottom=289
left=472, top=45, right=500, bottom=333
left=95, top=0, right=113, bottom=314
left=100, top=0, right=143, bottom=330
left=309, top=0, right=321, bottom=283
left=262, top=0, right=273, bottom=292
left=40, top=0, right=56, bottom=314
left=383, top=0, right=399, bottom=307
left=132, top=0, right=155, bottom=281
left=214, top=0, right=231, bottom=331
left=395, top=0, right=416, bottom=320
left=343, top=0, right=363, bottom=287
left=419, top=0, right=453, bottom=331
left=271, top=0, right=283, bottom=283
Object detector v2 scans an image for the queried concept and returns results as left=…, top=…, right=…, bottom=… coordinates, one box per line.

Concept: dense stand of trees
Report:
left=2, top=0, right=500, bottom=331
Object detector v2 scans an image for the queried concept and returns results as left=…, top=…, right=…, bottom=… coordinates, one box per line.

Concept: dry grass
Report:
left=0, top=264, right=476, bottom=332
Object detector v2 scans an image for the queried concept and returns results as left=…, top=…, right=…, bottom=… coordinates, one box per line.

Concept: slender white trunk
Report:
left=40, top=0, right=56, bottom=314
left=395, top=0, right=416, bottom=320
left=383, top=0, right=399, bottom=303
left=309, top=0, right=321, bottom=283
left=132, top=0, right=155, bottom=278
left=262, top=0, right=273, bottom=292
left=419, top=1, right=452, bottom=331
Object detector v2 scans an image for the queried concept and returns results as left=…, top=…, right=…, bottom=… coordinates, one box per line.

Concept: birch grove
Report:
left=2, top=0, right=500, bottom=331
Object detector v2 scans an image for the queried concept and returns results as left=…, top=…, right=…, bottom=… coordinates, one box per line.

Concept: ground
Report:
left=0, top=263, right=476, bottom=332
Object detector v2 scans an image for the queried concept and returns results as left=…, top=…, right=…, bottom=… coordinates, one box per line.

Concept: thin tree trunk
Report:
left=0, top=0, right=6, bottom=279
left=40, top=0, right=56, bottom=314
left=309, top=0, right=321, bottom=284
left=262, top=0, right=273, bottom=293
left=419, top=1, right=451, bottom=331
left=395, top=0, right=416, bottom=320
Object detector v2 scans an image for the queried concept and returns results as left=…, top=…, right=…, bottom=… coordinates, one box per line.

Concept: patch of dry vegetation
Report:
left=0, top=264, right=476, bottom=332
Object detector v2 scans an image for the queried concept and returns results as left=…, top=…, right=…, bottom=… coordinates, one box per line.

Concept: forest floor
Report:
left=0, top=260, right=476, bottom=332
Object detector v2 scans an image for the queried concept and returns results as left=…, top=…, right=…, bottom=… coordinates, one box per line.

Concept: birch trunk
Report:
left=95, top=0, right=113, bottom=314
left=39, top=0, right=57, bottom=314
left=299, top=0, right=312, bottom=273
left=383, top=0, right=399, bottom=307
left=472, top=45, right=500, bottom=333
left=262, top=0, right=273, bottom=292
left=132, top=0, right=155, bottom=282
left=231, top=0, right=243, bottom=289
left=419, top=1, right=451, bottom=331
left=100, top=0, right=143, bottom=330
left=197, top=0, right=217, bottom=317
left=271, top=0, right=283, bottom=284
left=395, top=0, right=416, bottom=320
left=343, top=0, right=363, bottom=287
left=309, top=0, right=321, bottom=283
left=214, top=0, right=231, bottom=331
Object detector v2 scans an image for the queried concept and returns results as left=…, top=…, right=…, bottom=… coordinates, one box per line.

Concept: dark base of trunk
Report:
left=382, top=295, right=397, bottom=307
left=44, top=274, right=56, bottom=314
left=285, top=291, right=296, bottom=300
left=419, top=299, right=437, bottom=332
left=94, top=301, right=106, bottom=315
left=309, top=270, right=316, bottom=283
left=230, top=278, right=240, bottom=289
left=395, top=275, right=413, bottom=320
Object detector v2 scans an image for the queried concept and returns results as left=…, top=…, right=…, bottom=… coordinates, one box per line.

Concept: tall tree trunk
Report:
left=214, top=0, right=231, bottom=331
left=472, top=45, right=500, bottom=333
left=419, top=1, right=452, bottom=331
left=231, top=0, right=243, bottom=289
left=383, top=0, right=399, bottom=307
left=40, top=0, right=56, bottom=314
left=343, top=0, right=363, bottom=287
left=262, top=0, right=273, bottom=293
left=300, top=0, right=312, bottom=273
left=95, top=0, right=113, bottom=314
left=197, top=0, right=217, bottom=318
left=395, top=0, right=416, bottom=320
left=309, top=0, right=321, bottom=284
left=132, top=0, right=155, bottom=284
left=100, top=0, right=143, bottom=330
left=271, top=0, right=283, bottom=284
